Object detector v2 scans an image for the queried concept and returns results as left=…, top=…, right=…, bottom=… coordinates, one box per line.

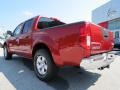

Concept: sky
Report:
left=0, top=0, right=110, bottom=32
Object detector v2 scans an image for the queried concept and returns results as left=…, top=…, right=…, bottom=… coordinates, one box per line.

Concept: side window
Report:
left=22, top=19, right=33, bottom=33
left=13, top=23, right=23, bottom=36
left=37, top=17, right=53, bottom=29
left=37, top=17, right=64, bottom=29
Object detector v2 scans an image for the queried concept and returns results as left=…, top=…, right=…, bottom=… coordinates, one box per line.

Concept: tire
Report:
left=3, top=45, right=12, bottom=60
left=34, top=49, right=58, bottom=81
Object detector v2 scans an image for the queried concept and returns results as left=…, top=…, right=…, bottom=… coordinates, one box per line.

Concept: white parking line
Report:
left=0, top=72, right=16, bottom=90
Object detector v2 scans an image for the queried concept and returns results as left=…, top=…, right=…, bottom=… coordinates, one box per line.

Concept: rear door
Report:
left=18, top=19, right=34, bottom=58
left=90, top=24, right=113, bottom=54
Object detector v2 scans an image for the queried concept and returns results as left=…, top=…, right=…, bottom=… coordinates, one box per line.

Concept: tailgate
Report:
left=90, top=23, right=114, bottom=55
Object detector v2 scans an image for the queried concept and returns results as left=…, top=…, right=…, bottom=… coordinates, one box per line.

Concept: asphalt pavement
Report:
left=0, top=48, right=120, bottom=90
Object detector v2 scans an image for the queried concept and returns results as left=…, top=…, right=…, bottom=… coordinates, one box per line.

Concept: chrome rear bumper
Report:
left=80, top=53, right=115, bottom=70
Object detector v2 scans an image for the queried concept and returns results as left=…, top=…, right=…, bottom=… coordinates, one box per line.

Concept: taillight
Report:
left=79, top=22, right=91, bottom=57
left=86, top=35, right=91, bottom=47
left=79, top=24, right=91, bottom=50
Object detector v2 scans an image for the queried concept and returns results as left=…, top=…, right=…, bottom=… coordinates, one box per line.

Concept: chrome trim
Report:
left=80, top=53, right=115, bottom=70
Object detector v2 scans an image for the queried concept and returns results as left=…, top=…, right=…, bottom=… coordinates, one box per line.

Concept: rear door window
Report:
left=22, top=19, right=33, bottom=33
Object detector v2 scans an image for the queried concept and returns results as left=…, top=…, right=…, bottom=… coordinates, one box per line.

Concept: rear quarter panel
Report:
left=33, top=23, right=85, bottom=66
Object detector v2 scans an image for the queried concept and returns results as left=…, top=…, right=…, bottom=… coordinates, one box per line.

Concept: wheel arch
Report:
left=32, top=43, right=60, bottom=64
left=3, top=42, right=11, bottom=53
left=32, top=42, right=63, bottom=66
left=32, top=43, right=51, bottom=58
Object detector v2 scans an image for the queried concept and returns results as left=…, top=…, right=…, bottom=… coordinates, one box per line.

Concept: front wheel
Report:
left=34, top=49, right=58, bottom=81
left=3, top=45, right=12, bottom=60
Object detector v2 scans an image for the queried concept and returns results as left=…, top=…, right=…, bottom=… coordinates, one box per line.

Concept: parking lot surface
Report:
left=0, top=48, right=120, bottom=90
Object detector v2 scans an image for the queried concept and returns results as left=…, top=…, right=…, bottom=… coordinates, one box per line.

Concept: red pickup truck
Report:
left=4, top=16, right=114, bottom=81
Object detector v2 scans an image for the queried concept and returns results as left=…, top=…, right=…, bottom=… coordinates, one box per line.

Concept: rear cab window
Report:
left=37, top=17, right=65, bottom=29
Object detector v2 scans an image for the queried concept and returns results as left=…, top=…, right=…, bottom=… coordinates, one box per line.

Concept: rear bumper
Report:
left=80, top=52, right=115, bottom=70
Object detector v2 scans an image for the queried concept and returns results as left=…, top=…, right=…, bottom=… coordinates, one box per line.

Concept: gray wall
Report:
left=92, top=0, right=120, bottom=24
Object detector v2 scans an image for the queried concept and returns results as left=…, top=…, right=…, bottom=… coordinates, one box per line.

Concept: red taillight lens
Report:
left=79, top=26, right=91, bottom=50
left=86, top=35, right=91, bottom=48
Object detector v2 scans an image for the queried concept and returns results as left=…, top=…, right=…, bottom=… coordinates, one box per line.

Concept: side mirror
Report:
left=7, top=31, right=13, bottom=36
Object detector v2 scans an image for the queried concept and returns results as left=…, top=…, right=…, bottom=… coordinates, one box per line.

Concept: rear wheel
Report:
left=34, top=49, right=58, bottom=81
left=3, top=45, right=12, bottom=60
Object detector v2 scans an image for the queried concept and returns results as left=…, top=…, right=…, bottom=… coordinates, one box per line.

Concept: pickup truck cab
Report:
left=4, top=16, right=115, bottom=81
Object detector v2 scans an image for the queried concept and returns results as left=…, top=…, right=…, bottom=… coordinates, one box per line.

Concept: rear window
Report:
left=37, top=17, right=65, bottom=29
